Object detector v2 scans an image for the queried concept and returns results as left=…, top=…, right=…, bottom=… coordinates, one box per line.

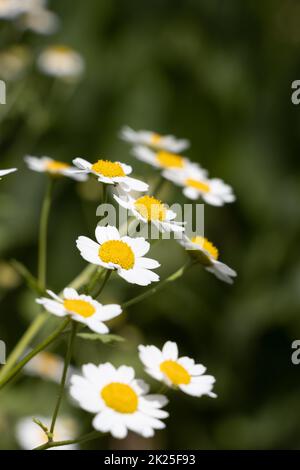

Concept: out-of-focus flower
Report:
left=0, top=45, right=31, bottom=81
left=180, top=234, right=237, bottom=284
left=132, top=145, right=195, bottom=171
left=20, top=8, right=59, bottom=35
left=163, top=166, right=235, bottom=206
left=37, top=45, right=84, bottom=79
left=121, top=126, right=190, bottom=153
left=24, top=351, right=66, bottom=383
left=139, top=341, right=217, bottom=398
left=0, top=0, right=25, bottom=19
left=0, top=168, right=17, bottom=179
left=0, top=261, right=21, bottom=289
left=73, top=158, right=148, bottom=192
left=24, top=156, right=88, bottom=181
left=76, top=225, right=160, bottom=286
left=114, top=192, right=185, bottom=234
left=37, top=288, right=122, bottom=334
left=70, top=363, right=168, bottom=439
left=16, top=416, right=78, bottom=450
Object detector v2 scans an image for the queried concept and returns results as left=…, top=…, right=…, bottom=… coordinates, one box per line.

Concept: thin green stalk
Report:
left=50, top=321, right=78, bottom=436
left=34, top=430, right=101, bottom=451
left=94, top=269, right=112, bottom=298
left=86, top=267, right=104, bottom=294
left=122, top=261, right=193, bottom=309
left=38, top=177, right=54, bottom=290
left=151, top=175, right=167, bottom=196
left=0, top=318, right=70, bottom=391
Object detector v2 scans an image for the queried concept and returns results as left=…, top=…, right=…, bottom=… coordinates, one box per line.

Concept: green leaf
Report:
left=77, top=333, right=125, bottom=343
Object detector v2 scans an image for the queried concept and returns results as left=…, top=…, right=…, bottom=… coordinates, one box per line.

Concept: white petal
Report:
left=121, top=177, right=149, bottom=192
left=76, top=236, right=101, bottom=265
left=72, top=158, right=92, bottom=171
left=63, top=288, right=78, bottom=299
left=162, top=341, right=178, bottom=360
left=121, top=236, right=150, bottom=257
left=97, top=304, right=122, bottom=321
left=95, top=225, right=120, bottom=244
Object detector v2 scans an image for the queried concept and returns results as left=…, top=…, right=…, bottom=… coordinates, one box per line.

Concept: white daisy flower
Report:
left=163, top=166, right=235, bottom=206
left=16, top=416, right=78, bottom=450
left=76, top=225, right=160, bottom=286
left=37, top=45, right=84, bottom=79
left=20, top=8, right=59, bottom=35
left=0, top=168, right=17, bottom=179
left=113, top=191, right=185, bottom=234
left=131, top=145, right=195, bottom=172
left=73, top=157, right=148, bottom=193
left=70, top=363, right=169, bottom=439
left=24, top=155, right=88, bottom=181
left=120, top=126, right=190, bottom=153
left=180, top=234, right=237, bottom=284
left=139, top=341, right=216, bottom=398
left=24, top=351, right=65, bottom=383
left=36, top=288, right=122, bottom=334
left=0, top=0, right=25, bottom=19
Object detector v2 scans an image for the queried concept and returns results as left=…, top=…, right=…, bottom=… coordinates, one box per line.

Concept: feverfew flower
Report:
left=37, top=45, right=84, bottom=79
left=37, top=288, right=122, bottom=334
left=139, top=341, right=216, bottom=398
left=24, top=351, right=66, bottom=383
left=73, top=157, right=148, bottom=192
left=132, top=145, right=193, bottom=171
left=16, top=416, right=78, bottom=450
left=76, top=225, right=160, bottom=286
left=120, top=126, right=190, bottom=153
left=20, top=8, right=59, bottom=35
left=114, top=192, right=185, bottom=234
left=163, top=166, right=235, bottom=206
left=70, top=363, right=169, bottom=439
left=180, top=234, right=237, bottom=284
left=0, top=168, right=17, bottom=179
left=0, top=0, right=25, bottom=19
left=24, top=156, right=87, bottom=181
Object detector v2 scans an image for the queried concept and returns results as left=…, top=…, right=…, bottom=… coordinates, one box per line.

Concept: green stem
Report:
left=122, top=262, right=192, bottom=309
left=50, top=321, right=77, bottom=436
left=0, top=318, right=70, bottom=391
left=151, top=175, right=166, bottom=196
left=34, top=430, right=101, bottom=451
left=38, top=177, right=54, bottom=290
left=86, top=267, right=104, bottom=294
left=94, top=269, right=112, bottom=298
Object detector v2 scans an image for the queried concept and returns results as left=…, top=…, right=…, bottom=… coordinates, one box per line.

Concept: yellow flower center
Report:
left=156, top=151, right=184, bottom=169
left=98, top=240, right=135, bottom=270
left=160, top=360, right=191, bottom=385
left=46, top=161, right=70, bottom=173
left=185, top=178, right=210, bottom=193
left=150, top=133, right=162, bottom=146
left=134, top=195, right=166, bottom=221
left=191, top=236, right=219, bottom=260
left=91, top=160, right=125, bottom=178
left=51, top=45, right=73, bottom=54
left=101, top=382, right=138, bottom=414
left=63, top=299, right=95, bottom=318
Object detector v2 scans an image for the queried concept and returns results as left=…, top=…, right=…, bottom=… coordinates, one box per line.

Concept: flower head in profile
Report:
left=73, top=157, right=148, bottom=192
left=120, top=126, right=190, bottom=153
left=139, top=341, right=216, bottom=398
left=24, top=156, right=87, bottom=181
left=0, top=168, right=17, bottom=180
left=76, top=225, right=160, bottom=286
left=37, top=45, right=84, bottom=79
left=70, top=363, right=168, bottom=439
left=180, top=234, right=237, bottom=284
left=37, top=288, right=122, bottom=334
left=16, top=416, right=78, bottom=450
left=132, top=145, right=194, bottom=172
left=163, top=166, right=235, bottom=206
left=114, top=191, right=185, bottom=234
left=24, top=351, right=65, bottom=383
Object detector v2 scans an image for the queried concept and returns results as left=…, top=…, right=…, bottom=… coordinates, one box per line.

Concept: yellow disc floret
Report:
left=91, top=160, right=125, bottom=178
left=185, top=179, right=210, bottom=193
left=156, top=151, right=184, bottom=169
left=134, top=195, right=166, bottom=221
left=191, top=236, right=219, bottom=260
left=160, top=360, right=191, bottom=385
left=101, top=382, right=138, bottom=414
left=63, top=299, right=96, bottom=318
left=150, top=133, right=162, bottom=146
left=46, top=160, right=70, bottom=173
left=98, top=240, right=135, bottom=270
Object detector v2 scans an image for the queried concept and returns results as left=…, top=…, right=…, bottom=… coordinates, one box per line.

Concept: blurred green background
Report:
left=1, top=0, right=300, bottom=450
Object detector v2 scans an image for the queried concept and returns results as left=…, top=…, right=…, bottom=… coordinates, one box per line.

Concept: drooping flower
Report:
left=76, top=225, right=160, bottom=286
left=180, top=234, right=237, bottom=284
left=139, top=341, right=216, bottom=398
left=73, top=157, right=148, bottom=192
left=120, top=126, right=190, bottom=153
left=24, top=156, right=87, bottom=181
left=16, top=416, right=78, bottom=450
left=37, top=288, right=122, bottom=334
left=37, top=45, right=84, bottom=79
left=70, top=363, right=169, bottom=439
left=0, top=168, right=17, bottom=179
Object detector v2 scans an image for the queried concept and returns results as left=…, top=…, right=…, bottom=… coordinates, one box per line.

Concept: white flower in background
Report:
left=114, top=191, right=185, bottom=234
left=163, top=166, right=235, bottom=206
left=70, top=363, right=169, bottom=439
left=132, top=145, right=194, bottom=171
left=24, top=351, right=68, bottom=383
left=139, top=341, right=216, bottom=398
left=76, top=225, right=160, bottom=286
left=180, top=234, right=237, bottom=284
left=0, top=168, right=17, bottom=180
left=37, top=45, right=84, bottom=79
left=16, top=416, right=78, bottom=450
left=0, top=0, right=25, bottom=19
left=20, top=8, right=59, bottom=35
left=24, top=156, right=88, bottom=181
left=0, top=45, right=31, bottom=81
left=120, top=126, right=190, bottom=153
left=73, top=158, right=148, bottom=192
left=37, top=288, right=122, bottom=334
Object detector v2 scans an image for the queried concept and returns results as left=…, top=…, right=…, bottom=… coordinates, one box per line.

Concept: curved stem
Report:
left=34, top=430, right=101, bottom=451
left=38, top=177, right=54, bottom=290
left=0, top=318, right=70, bottom=391
left=94, top=270, right=112, bottom=298
left=50, top=321, right=77, bottom=436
